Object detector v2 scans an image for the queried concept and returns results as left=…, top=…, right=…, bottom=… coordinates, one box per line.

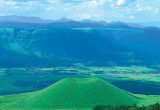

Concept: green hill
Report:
left=1, top=78, right=138, bottom=109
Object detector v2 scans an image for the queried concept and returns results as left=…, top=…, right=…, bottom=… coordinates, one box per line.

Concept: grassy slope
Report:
left=0, top=78, right=159, bottom=110
left=135, top=94, right=160, bottom=106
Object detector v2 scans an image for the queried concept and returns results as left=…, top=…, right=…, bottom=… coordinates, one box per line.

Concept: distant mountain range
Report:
left=0, top=16, right=160, bottom=67
left=0, top=15, right=53, bottom=23
left=0, top=15, right=159, bottom=28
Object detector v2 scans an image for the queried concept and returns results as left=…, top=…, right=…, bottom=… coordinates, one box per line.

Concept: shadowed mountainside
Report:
left=0, top=21, right=160, bottom=67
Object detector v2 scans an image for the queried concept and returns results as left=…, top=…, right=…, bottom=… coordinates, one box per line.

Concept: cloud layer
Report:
left=0, top=0, right=159, bottom=22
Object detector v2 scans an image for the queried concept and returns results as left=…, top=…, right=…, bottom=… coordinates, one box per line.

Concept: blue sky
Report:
left=0, top=0, right=159, bottom=22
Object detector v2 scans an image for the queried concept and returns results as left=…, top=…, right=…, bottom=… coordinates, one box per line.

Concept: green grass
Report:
left=0, top=78, right=159, bottom=110
left=136, top=94, right=160, bottom=106
left=0, top=78, right=138, bottom=109
left=0, top=66, right=159, bottom=94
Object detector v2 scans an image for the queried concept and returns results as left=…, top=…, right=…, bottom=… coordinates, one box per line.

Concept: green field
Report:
left=0, top=78, right=159, bottom=110
left=0, top=66, right=160, bottom=95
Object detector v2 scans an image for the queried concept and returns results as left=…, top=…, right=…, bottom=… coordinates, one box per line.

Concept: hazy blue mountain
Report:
left=0, top=15, right=53, bottom=23
left=55, top=17, right=74, bottom=22
left=0, top=20, right=146, bottom=29
left=0, top=20, right=160, bottom=67
left=0, top=28, right=159, bottom=67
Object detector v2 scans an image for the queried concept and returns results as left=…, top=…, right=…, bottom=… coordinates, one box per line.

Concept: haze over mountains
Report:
left=0, top=16, right=160, bottom=67
left=0, top=15, right=53, bottom=23
left=0, top=15, right=160, bottom=28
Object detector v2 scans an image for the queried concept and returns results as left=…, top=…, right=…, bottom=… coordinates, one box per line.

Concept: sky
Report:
left=0, top=0, right=159, bottom=22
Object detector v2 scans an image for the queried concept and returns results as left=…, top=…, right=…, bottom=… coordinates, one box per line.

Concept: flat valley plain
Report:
left=0, top=66, right=160, bottom=95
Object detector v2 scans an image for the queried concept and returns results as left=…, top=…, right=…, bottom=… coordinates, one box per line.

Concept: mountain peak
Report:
left=55, top=17, right=74, bottom=22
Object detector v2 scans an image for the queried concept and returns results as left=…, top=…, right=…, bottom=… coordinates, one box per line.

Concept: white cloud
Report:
left=116, top=0, right=126, bottom=6
left=136, top=4, right=153, bottom=12
left=0, top=0, right=159, bottom=22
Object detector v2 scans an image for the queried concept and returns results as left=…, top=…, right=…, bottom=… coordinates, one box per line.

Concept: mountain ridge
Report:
left=0, top=15, right=153, bottom=29
left=0, top=15, right=53, bottom=23
left=0, top=16, right=160, bottom=67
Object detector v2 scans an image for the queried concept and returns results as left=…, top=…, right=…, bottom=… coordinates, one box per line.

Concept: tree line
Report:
left=93, top=103, right=160, bottom=110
